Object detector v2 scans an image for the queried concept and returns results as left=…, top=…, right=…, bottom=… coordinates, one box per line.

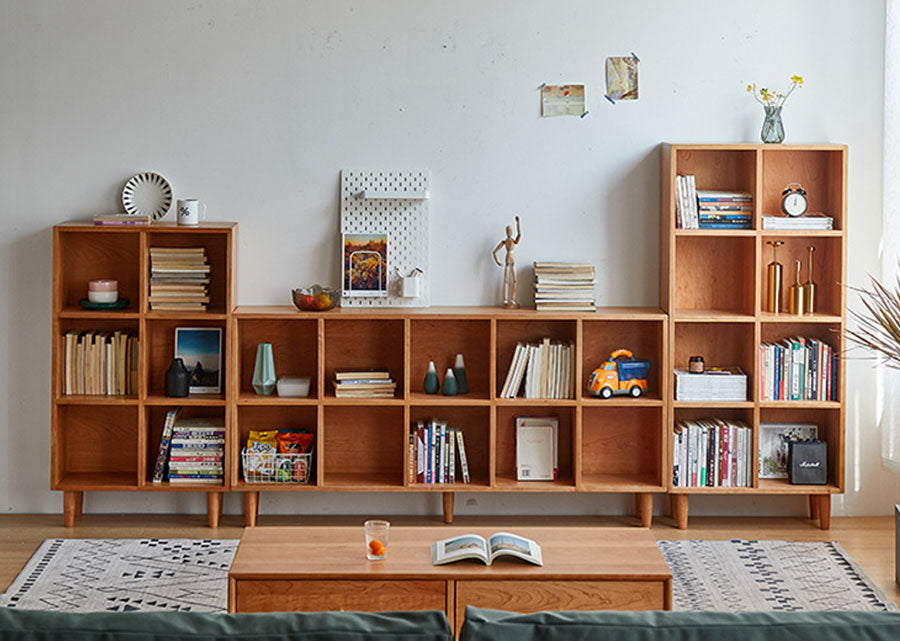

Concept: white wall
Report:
left=1, top=0, right=896, bottom=518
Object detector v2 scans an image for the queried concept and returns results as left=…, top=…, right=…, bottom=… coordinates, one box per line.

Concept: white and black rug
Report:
left=1, top=538, right=895, bottom=613
left=0, top=538, right=238, bottom=612
left=658, top=539, right=898, bottom=611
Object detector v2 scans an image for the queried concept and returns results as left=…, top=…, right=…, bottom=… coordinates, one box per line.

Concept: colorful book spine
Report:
left=151, top=409, right=181, bottom=483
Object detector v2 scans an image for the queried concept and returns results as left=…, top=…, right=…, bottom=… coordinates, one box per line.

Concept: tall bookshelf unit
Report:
left=51, top=222, right=236, bottom=527
left=660, top=143, right=847, bottom=529
left=232, top=306, right=668, bottom=527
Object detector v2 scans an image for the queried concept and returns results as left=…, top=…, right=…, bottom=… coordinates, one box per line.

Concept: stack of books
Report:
left=92, top=213, right=151, bottom=226
left=672, top=419, right=752, bottom=488
left=409, top=420, right=471, bottom=484
left=675, top=174, right=698, bottom=228
left=166, top=416, right=225, bottom=484
left=333, top=370, right=396, bottom=398
left=533, top=262, right=596, bottom=311
left=61, top=329, right=138, bottom=395
left=674, top=367, right=748, bottom=402
left=759, top=337, right=838, bottom=401
left=696, top=190, right=752, bottom=229
left=149, top=247, right=210, bottom=311
left=500, top=338, right=574, bottom=399
left=761, top=213, right=834, bottom=230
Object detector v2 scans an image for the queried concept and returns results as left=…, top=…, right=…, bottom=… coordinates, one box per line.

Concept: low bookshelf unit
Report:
left=660, top=143, right=847, bottom=530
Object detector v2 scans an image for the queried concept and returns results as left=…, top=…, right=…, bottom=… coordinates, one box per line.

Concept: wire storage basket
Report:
left=241, top=448, right=314, bottom=484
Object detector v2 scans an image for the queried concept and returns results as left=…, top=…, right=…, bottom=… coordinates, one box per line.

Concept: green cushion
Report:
left=459, top=606, right=900, bottom=641
left=0, top=608, right=452, bottom=641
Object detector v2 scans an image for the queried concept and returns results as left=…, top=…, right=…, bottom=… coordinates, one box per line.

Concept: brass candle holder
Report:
left=789, top=259, right=807, bottom=315
left=804, top=245, right=816, bottom=314
left=766, top=240, right=784, bottom=313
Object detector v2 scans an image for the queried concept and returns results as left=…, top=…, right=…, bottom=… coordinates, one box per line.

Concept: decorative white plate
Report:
left=122, top=172, right=173, bottom=220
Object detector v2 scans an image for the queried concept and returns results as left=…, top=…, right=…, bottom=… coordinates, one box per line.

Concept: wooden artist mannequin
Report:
left=492, top=216, right=521, bottom=308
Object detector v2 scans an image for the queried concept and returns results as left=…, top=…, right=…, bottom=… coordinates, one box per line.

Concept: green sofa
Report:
left=0, top=608, right=453, bottom=641
left=459, top=607, right=900, bottom=641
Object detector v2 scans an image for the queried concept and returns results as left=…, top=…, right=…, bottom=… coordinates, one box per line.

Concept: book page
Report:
left=431, top=534, right=488, bottom=565
left=488, top=532, right=543, bottom=566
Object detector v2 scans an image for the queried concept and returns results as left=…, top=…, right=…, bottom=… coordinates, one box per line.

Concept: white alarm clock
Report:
left=781, top=183, right=808, bottom=217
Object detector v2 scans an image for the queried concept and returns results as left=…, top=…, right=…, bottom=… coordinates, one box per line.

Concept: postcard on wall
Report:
left=758, top=423, right=818, bottom=479
left=605, top=56, right=639, bottom=101
left=174, top=327, right=222, bottom=394
left=541, top=84, right=585, bottom=117
left=343, top=233, right=388, bottom=297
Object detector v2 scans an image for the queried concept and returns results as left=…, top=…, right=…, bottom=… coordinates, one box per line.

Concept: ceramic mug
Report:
left=177, top=199, right=207, bottom=226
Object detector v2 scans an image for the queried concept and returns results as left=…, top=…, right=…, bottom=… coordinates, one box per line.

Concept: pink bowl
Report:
left=88, top=280, right=118, bottom=292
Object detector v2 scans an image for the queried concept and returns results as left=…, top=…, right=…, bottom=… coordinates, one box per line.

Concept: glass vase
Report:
left=761, top=106, right=784, bottom=144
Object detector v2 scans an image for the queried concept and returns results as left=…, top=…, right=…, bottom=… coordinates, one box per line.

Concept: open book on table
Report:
left=431, top=531, right=543, bottom=566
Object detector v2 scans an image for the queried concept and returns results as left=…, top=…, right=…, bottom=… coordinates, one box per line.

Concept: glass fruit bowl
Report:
left=292, top=285, right=340, bottom=311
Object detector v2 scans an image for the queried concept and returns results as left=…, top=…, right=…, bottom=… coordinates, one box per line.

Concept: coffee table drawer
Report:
left=233, top=579, right=446, bottom=613
left=456, top=580, right=665, bottom=620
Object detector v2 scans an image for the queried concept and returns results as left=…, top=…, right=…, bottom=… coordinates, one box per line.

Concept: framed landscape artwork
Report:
left=758, top=423, right=818, bottom=479
left=174, top=327, right=222, bottom=394
left=343, top=233, right=388, bottom=297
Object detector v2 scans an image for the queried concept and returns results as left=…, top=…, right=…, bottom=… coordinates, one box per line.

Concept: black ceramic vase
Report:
left=165, top=357, right=190, bottom=397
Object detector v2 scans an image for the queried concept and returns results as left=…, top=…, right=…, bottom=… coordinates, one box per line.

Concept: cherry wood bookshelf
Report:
left=660, top=143, right=847, bottom=529
left=232, top=306, right=668, bottom=527
left=51, top=222, right=237, bottom=527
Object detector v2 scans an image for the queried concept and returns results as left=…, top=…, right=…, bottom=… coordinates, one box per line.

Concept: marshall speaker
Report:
left=788, top=439, right=827, bottom=485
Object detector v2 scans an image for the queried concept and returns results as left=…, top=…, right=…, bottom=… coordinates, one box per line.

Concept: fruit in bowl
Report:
left=292, top=285, right=340, bottom=311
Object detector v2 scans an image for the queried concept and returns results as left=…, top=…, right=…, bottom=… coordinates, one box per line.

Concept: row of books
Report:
left=334, top=370, right=396, bottom=398
left=674, top=175, right=700, bottom=229
left=61, top=329, right=138, bottom=395
left=672, top=419, right=753, bottom=488
left=533, top=262, right=596, bottom=312
left=92, top=213, right=151, bottom=226
left=152, top=409, right=225, bottom=484
left=759, top=338, right=838, bottom=401
left=149, top=247, right=210, bottom=311
left=697, top=190, right=752, bottom=229
left=761, top=213, right=834, bottom=230
left=409, top=420, right=471, bottom=484
left=500, top=339, right=575, bottom=399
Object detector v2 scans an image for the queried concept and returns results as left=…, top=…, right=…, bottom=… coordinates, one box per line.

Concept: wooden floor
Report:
left=1, top=513, right=897, bottom=608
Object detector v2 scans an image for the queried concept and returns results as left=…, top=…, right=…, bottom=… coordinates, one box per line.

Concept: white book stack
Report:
left=149, top=247, right=210, bottom=311
left=674, top=367, right=748, bottom=402
left=761, top=213, right=833, bottom=230
left=533, top=262, right=596, bottom=312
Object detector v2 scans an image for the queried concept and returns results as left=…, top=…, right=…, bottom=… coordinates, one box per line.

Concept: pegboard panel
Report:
left=340, top=170, right=431, bottom=307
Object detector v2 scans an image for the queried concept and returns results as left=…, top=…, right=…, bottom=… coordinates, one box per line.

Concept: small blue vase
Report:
left=252, top=342, right=277, bottom=395
left=453, top=353, right=468, bottom=395
left=424, top=360, right=439, bottom=395
left=442, top=368, right=458, bottom=396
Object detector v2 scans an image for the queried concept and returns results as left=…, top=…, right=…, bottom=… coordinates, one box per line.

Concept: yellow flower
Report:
left=791, top=74, right=804, bottom=85
left=761, top=88, right=772, bottom=101
left=746, top=84, right=753, bottom=92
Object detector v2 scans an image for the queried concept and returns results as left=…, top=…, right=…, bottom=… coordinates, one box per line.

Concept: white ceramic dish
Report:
left=88, top=290, right=118, bottom=303
left=277, top=376, right=310, bottom=397
left=122, top=171, right=173, bottom=220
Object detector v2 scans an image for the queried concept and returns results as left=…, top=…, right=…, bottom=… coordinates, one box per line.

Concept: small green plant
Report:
left=747, top=75, right=804, bottom=108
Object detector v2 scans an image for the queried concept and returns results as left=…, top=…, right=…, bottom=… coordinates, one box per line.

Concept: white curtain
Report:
left=882, top=3, right=900, bottom=471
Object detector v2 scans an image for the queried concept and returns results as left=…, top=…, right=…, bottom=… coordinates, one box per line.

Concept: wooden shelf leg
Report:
left=207, top=492, right=222, bottom=528
left=244, top=492, right=259, bottom=527
left=442, top=492, right=454, bottom=524
left=63, top=490, right=83, bottom=527
left=809, top=495, right=820, bottom=521
left=635, top=493, right=653, bottom=528
left=670, top=494, right=689, bottom=530
left=817, top=495, right=831, bottom=530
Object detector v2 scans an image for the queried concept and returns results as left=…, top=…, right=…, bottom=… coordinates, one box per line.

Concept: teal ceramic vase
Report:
left=453, top=353, right=468, bottom=395
left=442, top=368, right=458, bottom=396
left=252, top=342, right=277, bottom=395
left=424, top=360, right=439, bottom=394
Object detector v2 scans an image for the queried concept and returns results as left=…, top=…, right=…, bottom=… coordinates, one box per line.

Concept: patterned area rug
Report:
left=658, top=539, right=898, bottom=611
left=0, top=539, right=237, bottom=612
left=1, top=538, right=895, bottom=612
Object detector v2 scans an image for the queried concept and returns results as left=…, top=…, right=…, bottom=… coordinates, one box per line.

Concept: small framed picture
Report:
left=758, top=423, right=818, bottom=479
left=343, top=233, right=388, bottom=297
left=174, top=327, right=222, bottom=394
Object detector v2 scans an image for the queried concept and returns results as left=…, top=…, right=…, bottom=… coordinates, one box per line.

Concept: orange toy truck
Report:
left=587, top=349, right=651, bottom=399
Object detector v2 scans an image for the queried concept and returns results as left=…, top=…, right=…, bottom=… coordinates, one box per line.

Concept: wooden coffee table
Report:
left=229, top=525, right=672, bottom=632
